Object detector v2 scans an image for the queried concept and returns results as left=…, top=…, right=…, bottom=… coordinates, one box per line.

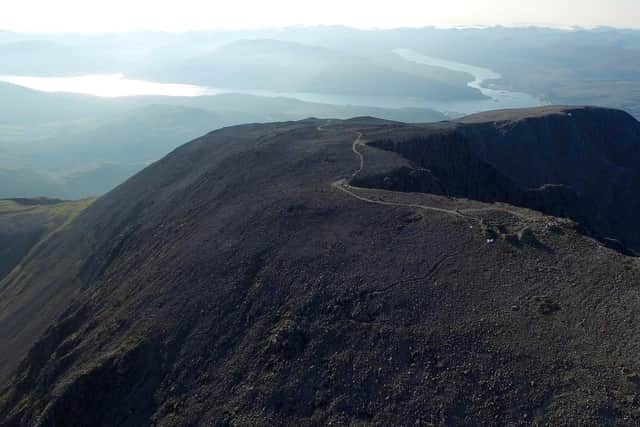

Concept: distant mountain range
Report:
left=2, top=26, right=638, bottom=117
left=1, top=26, right=638, bottom=201
left=153, top=39, right=482, bottom=100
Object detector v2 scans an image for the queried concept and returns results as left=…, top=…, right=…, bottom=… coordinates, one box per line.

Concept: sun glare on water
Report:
left=0, top=74, right=211, bottom=97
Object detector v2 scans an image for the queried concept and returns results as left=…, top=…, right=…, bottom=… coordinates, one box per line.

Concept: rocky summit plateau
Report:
left=1, top=106, right=640, bottom=426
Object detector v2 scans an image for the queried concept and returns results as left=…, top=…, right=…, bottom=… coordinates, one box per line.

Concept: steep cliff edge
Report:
left=355, top=107, right=640, bottom=252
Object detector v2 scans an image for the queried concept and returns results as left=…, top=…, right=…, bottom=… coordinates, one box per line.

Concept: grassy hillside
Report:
left=0, top=198, right=93, bottom=282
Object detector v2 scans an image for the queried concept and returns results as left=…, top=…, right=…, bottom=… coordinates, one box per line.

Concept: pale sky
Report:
left=2, top=0, right=639, bottom=33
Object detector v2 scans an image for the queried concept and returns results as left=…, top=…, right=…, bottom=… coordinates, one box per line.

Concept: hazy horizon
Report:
left=2, top=0, right=640, bottom=33
left=3, top=23, right=639, bottom=36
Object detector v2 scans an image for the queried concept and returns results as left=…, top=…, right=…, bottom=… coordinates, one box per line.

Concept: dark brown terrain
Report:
left=1, top=107, right=640, bottom=426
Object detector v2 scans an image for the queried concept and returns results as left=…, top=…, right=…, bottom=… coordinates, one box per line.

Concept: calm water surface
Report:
left=1, top=51, right=546, bottom=116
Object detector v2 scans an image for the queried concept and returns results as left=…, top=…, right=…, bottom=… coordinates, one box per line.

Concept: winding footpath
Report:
left=320, top=122, right=481, bottom=223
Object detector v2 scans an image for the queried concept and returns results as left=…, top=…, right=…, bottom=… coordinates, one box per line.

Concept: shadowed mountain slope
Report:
left=1, top=109, right=640, bottom=425
left=356, top=106, right=640, bottom=252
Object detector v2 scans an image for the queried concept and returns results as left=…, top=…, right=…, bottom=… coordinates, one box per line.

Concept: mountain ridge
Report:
left=1, top=106, right=640, bottom=425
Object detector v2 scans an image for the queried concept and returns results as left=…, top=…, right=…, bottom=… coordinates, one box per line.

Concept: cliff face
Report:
left=357, top=107, right=640, bottom=252
left=462, top=107, right=640, bottom=250
left=459, top=107, right=640, bottom=193
left=1, top=111, right=640, bottom=426
left=360, top=132, right=524, bottom=203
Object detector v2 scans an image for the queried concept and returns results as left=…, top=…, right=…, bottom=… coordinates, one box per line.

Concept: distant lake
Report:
left=393, top=48, right=547, bottom=114
left=0, top=52, right=546, bottom=116
left=0, top=74, right=210, bottom=98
